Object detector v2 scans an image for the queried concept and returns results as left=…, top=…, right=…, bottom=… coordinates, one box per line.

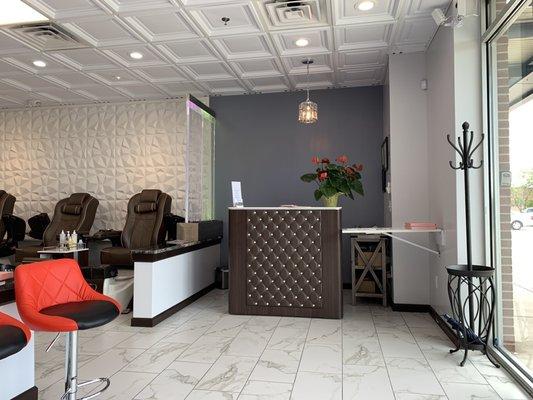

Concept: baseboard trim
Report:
left=428, top=306, right=460, bottom=347
left=390, top=302, right=431, bottom=313
left=12, top=386, right=38, bottom=400
left=131, top=283, right=216, bottom=327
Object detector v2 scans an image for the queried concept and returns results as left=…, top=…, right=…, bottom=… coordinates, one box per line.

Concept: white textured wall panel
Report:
left=0, top=99, right=195, bottom=232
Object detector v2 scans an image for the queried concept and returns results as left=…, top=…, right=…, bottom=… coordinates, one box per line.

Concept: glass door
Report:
left=487, top=0, right=533, bottom=381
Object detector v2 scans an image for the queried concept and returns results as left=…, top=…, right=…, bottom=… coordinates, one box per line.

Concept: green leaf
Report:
left=322, top=182, right=337, bottom=197
left=353, top=179, right=364, bottom=196
left=300, top=173, right=317, bottom=182
left=314, top=189, right=323, bottom=201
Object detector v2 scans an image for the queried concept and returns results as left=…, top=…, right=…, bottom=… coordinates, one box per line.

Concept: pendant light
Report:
left=298, top=58, right=318, bottom=124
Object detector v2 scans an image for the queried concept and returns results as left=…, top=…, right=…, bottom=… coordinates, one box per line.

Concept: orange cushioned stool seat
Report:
left=0, top=311, right=31, bottom=361
left=15, top=258, right=120, bottom=400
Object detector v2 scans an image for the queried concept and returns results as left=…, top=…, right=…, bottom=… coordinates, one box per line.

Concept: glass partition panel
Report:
left=185, top=97, right=215, bottom=222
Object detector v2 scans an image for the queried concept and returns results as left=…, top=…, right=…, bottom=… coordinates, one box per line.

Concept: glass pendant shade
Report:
left=298, top=99, right=318, bottom=124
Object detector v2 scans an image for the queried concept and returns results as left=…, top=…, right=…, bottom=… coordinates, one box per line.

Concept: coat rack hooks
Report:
left=447, top=122, right=484, bottom=171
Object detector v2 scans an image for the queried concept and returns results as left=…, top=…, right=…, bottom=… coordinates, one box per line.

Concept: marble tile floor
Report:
left=34, top=290, right=530, bottom=400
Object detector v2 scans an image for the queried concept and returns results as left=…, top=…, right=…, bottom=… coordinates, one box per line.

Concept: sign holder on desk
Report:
left=231, top=181, right=244, bottom=207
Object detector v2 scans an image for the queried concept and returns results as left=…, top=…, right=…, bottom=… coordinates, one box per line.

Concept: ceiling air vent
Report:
left=263, top=0, right=328, bottom=28
left=7, top=22, right=89, bottom=51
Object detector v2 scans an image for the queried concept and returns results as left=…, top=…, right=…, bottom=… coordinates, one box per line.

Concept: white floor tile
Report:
left=134, top=361, right=212, bottom=400
left=249, top=349, right=301, bottom=383
left=185, top=390, right=238, bottom=400
left=291, top=371, right=342, bottom=400
left=239, top=381, right=292, bottom=400
left=441, top=382, right=501, bottom=400
left=299, top=343, right=342, bottom=373
left=196, top=355, right=258, bottom=393
left=343, top=335, right=385, bottom=366
left=123, top=341, right=190, bottom=373
left=178, top=335, right=234, bottom=363
left=306, top=319, right=342, bottom=345
left=386, top=357, right=446, bottom=397
left=378, top=328, right=424, bottom=359
left=343, top=365, right=395, bottom=400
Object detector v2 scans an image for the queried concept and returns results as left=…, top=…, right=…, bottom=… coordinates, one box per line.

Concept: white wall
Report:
left=427, top=25, right=457, bottom=314
left=388, top=53, right=431, bottom=305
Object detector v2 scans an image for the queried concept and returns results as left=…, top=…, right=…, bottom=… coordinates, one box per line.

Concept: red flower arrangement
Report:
left=301, top=155, right=364, bottom=206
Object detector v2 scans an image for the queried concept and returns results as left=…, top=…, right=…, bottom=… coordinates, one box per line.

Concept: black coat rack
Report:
left=445, top=122, right=499, bottom=367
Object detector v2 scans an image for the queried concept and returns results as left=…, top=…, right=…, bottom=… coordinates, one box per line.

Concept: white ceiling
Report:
left=0, top=0, right=450, bottom=108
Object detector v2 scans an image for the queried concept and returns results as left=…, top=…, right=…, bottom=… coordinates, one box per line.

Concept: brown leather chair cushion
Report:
left=100, top=247, right=133, bottom=267
left=134, top=203, right=157, bottom=214
left=61, top=205, right=82, bottom=215
left=139, top=190, right=161, bottom=203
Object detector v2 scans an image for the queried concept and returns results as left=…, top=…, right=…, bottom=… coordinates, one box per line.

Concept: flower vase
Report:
left=321, top=193, right=341, bottom=207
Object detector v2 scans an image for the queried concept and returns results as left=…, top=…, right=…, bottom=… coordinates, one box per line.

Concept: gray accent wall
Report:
left=210, top=86, right=384, bottom=282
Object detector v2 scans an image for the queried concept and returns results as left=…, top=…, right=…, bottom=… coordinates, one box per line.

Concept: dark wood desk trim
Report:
left=132, top=239, right=221, bottom=262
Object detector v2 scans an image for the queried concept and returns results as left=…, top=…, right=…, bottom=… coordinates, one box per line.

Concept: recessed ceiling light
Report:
left=129, top=51, right=143, bottom=60
left=32, top=60, right=46, bottom=68
left=115, top=76, right=121, bottom=80
left=357, top=0, right=375, bottom=11
left=295, top=38, right=309, bottom=47
left=0, top=0, right=48, bottom=26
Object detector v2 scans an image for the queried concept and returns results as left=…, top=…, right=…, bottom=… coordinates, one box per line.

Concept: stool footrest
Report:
left=61, top=377, right=110, bottom=400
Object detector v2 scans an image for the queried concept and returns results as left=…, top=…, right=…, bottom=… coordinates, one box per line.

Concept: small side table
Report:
left=350, top=235, right=387, bottom=306
left=37, top=247, right=89, bottom=267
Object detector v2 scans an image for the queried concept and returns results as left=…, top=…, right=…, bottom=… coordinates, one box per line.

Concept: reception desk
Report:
left=229, top=207, right=342, bottom=319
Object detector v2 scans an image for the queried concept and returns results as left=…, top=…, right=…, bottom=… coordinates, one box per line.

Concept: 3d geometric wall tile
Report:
left=0, top=98, right=199, bottom=231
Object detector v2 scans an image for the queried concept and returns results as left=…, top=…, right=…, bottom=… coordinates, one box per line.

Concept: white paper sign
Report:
left=231, top=181, right=244, bottom=207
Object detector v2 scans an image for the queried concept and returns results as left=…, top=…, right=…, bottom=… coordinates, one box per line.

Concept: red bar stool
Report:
left=15, top=259, right=121, bottom=400
left=0, top=311, right=31, bottom=360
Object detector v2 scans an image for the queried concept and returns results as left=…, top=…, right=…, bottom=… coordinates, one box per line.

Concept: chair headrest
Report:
left=139, top=190, right=161, bottom=203
left=134, top=203, right=157, bottom=214
left=0, top=190, right=6, bottom=198
left=61, top=193, right=91, bottom=215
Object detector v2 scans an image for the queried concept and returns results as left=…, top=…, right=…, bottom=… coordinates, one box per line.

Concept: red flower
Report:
left=345, top=166, right=355, bottom=175
left=354, top=164, right=364, bottom=172
left=311, top=156, right=320, bottom=165
left=318, top=171, right=328, bottom=181
left=336, top=155, right=348, bottom=164
left=321, top=158, right=330, bottom=164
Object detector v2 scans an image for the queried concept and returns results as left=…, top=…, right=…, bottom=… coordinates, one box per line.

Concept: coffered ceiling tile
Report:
left=181, top=62, right=235, bottom=80
left=406, top=0, right=451, bottom=17
left=244, top=76, right=289, bottom=92
left=0, top=32, right=33, bottom=56
left=2, top=75, right=59, bottom=91
left=0, top=97, right=21, bottom=108
left=63, top=17, right=140, bottom=47
left=50, top=49, right=119, bottom=70
left=257, top=0, right=331, bottom=31
left=25, top=0, right=106, bottom=19
left=114, top=84, right=167, bottom=99
left=96, top=0, right=176, bottom=13
left=75, top=85, right=127, bottom=101
left=290, top=72, right=335, bottom=89
left=133, top=66, right=189, bottom=83
left=271, top=28, right=332, bottom=57
left=157, top=81, right=205, bottom=96
left=283, top=53, right=333, bottom=75
left=337, top=67, right=383, bottom=84
left=335, top=24, right=391, bottom=51
left=230, top=58, right=282, bottom=78
left=36, top=87, right=92, bottom=103
left=2, top=53, right=72, bottom=74
left=333, top=0, right=399, bottom=25
left=0, top=60, right=28, bottom=76
left=157, top=39, right=219, bottom=64
left=44, top=72, right=100, bottom=89
left=123, top=10, right=200, bottom=42
left=102, top=44, right=168, bottom=67
left=89, top=68, right=143, bottom=86
left=337, top=49, right=387, bottom=69
left=202, top=79, right=246, bottom=94
left=393, top=17, right=436, bottom=52
left=181, top=0, right=248, bottom=6
left=188, top=2, right=262, bottom=37
left=212, top=34, right=274, bottom=60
